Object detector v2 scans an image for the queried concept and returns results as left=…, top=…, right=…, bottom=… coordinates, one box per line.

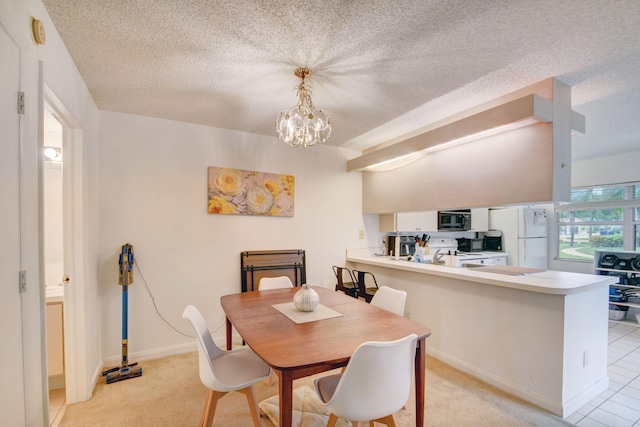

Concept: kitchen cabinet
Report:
left=46, top=302, right=65, bottom=377
left=595, top=249, right=640, bottom=327
left=470, top=208, right=489, bottom=232
left=396, top=211, right=437, bottom=232
left=378, top=213, right=396, bottom=232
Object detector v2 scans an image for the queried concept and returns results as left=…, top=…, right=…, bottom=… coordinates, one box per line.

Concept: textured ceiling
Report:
left=43, top=0, right=640, bottom=160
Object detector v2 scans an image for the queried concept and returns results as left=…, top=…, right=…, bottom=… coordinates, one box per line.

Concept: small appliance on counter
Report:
left=456, top=237, right=484, bottom=252
left=388, top=235, right=417, bottom=257
left=483, top=235, right=503, bottom=251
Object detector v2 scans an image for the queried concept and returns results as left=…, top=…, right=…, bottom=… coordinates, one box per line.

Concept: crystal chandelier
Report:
left=276, top=67, right=331, bottom=148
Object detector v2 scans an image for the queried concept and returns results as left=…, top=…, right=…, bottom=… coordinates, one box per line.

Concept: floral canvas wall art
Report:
left=207, top=167, right=295, bottom=216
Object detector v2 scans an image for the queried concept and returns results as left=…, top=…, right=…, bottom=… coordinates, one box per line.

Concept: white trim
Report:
left=43, top=86, right=90, bottom=404
left=426, top=347, right=607, bottom=419
left=102, top=342, right=197, bottom=367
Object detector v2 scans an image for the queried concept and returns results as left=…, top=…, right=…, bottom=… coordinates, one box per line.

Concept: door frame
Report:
left=43, top=85, right=89, bottom=403
left=0, top=17, right=27, bottom=427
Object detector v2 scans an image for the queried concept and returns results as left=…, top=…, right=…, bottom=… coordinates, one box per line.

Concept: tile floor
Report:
left=568, top=322, right=640, bottom=427
left=48, top=323, right=640, bottom=427
left=48, top=388, right=66, bottom=427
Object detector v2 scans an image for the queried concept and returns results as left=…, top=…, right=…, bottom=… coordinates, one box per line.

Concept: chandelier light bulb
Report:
left=276, top=68, right=331, bottom=148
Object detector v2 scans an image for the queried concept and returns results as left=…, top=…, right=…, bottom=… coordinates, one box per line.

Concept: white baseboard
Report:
left=426, top=347, right=604, bottom=419
left=102, top=341, right=197, bottom=367
left=100, top=330, right=245, bottom=367
left=48, top=374, right=65, bottom=391
left=560, top=376, right=609, bottom=418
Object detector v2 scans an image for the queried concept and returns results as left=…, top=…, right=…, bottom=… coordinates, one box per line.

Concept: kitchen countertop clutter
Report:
left=351, top=247, right=616, bottom=295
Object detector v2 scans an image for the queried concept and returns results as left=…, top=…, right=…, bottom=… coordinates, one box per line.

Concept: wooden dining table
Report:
left=220, top=286, right=431, bottom=427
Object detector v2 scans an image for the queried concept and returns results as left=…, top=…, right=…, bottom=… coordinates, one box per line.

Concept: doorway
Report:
left=43, top=107, right=66, bottom=424
left=43, top=86, right=89, bottom=408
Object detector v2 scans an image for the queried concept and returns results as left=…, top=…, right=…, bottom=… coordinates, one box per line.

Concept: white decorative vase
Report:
left=293, top=284, right=319, bottom=312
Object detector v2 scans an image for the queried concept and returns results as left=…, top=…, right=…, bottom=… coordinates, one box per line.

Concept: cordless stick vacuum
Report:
left=102, top=243, right=143, bottom=384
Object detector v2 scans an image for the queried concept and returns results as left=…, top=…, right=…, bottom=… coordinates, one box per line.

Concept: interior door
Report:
left=0, top=22, right=27, bottom=426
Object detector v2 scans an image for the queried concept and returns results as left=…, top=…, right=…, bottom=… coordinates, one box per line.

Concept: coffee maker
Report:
left=388, top=235, right=417, bottom=257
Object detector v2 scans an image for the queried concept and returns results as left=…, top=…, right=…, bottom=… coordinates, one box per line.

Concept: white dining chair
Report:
left=370, top=286, right=407, bottom=316
left=314, top=334, right=418, bottom=427
left=183, top=305, right=272, bottom=427
left=258, top=276, right=293, bottom=290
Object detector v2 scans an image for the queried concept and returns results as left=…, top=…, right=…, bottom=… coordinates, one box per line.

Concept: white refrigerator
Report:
left=488, top=207, right=548, bottom=269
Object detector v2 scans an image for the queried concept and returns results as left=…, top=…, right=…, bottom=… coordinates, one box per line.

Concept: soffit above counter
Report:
left=347, top=78, right=585, bottom=173
left=359, top=78, right=580, bottom=213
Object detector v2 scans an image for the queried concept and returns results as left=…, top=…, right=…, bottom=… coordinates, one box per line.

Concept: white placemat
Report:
left=272, top=302, right=343, bottom=324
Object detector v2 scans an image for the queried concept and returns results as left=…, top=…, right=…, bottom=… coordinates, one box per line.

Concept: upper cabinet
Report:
left=393, top=211, right=438, bottom=232
left=469, top=208, right=489, bottom=232
left=382, top=209, right=487, bottom=232
left=379, top=213, right=396, bottom=232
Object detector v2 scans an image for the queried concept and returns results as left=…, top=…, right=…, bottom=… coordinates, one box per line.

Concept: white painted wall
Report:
left=97, top=111, right=369, bottom=362
left=1, top=0, right=101, bottom=421
left=43, top=162, right=63, bottom=286
left=572, top=150, right=640, bottom=187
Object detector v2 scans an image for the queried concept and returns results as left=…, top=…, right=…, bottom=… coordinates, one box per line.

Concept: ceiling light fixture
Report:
left=44, top=146, right=62, bottom=162
left=276, top=67, right=331, bottom=148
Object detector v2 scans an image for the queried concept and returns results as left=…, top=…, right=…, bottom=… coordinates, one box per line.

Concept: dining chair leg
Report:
left=199, top=389, right=225, bottom=427
left=327, top=413, right=339, bottom=427
left=371, top=414, right=396, bottom=427
left=266, top=372, right=276, bottom=386
left=239, top=386, right=263, bottom=427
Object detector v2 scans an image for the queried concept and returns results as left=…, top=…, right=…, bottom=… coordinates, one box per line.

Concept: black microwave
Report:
left=438, top=211, right=471, bottom=231
left=457, top=237, right=483, bottom=252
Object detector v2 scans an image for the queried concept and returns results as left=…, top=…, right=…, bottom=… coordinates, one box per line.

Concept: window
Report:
left=556, top=183, right=640, bottom=261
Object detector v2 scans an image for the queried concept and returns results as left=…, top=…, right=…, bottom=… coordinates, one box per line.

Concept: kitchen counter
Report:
left=346, top=251, right=615, bottom=295
left=346, top=248, right=617, bottom=419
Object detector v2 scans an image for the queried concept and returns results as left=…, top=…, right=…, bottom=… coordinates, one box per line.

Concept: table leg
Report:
left=225, top=317, right=232, bottom=351
left=415, top=337, right=426, bottom=427
left=277, top=369, right=293, bottom=427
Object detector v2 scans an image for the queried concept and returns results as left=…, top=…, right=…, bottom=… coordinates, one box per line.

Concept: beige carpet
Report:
left=59, top=351, right=575, bottom=426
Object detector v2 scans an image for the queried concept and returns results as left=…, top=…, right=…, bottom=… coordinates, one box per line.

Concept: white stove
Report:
left=445, top=252, right=508, bottom=267
left=423, top=238, right=457, bottom=255
left=413, top=238, right=507, bottom=267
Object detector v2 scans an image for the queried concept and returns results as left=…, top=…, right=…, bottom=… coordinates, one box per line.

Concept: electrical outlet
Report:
left=359, top=230, right=365, bottom=239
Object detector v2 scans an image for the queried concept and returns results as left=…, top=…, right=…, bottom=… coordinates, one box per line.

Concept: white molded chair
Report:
left=258, top=276, right=293, bottom=290
left=314, top=334, right=418, bottom=427
left=370, top=286, right=407, bottom=316
left=183, top=305, right=272, bottom=427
